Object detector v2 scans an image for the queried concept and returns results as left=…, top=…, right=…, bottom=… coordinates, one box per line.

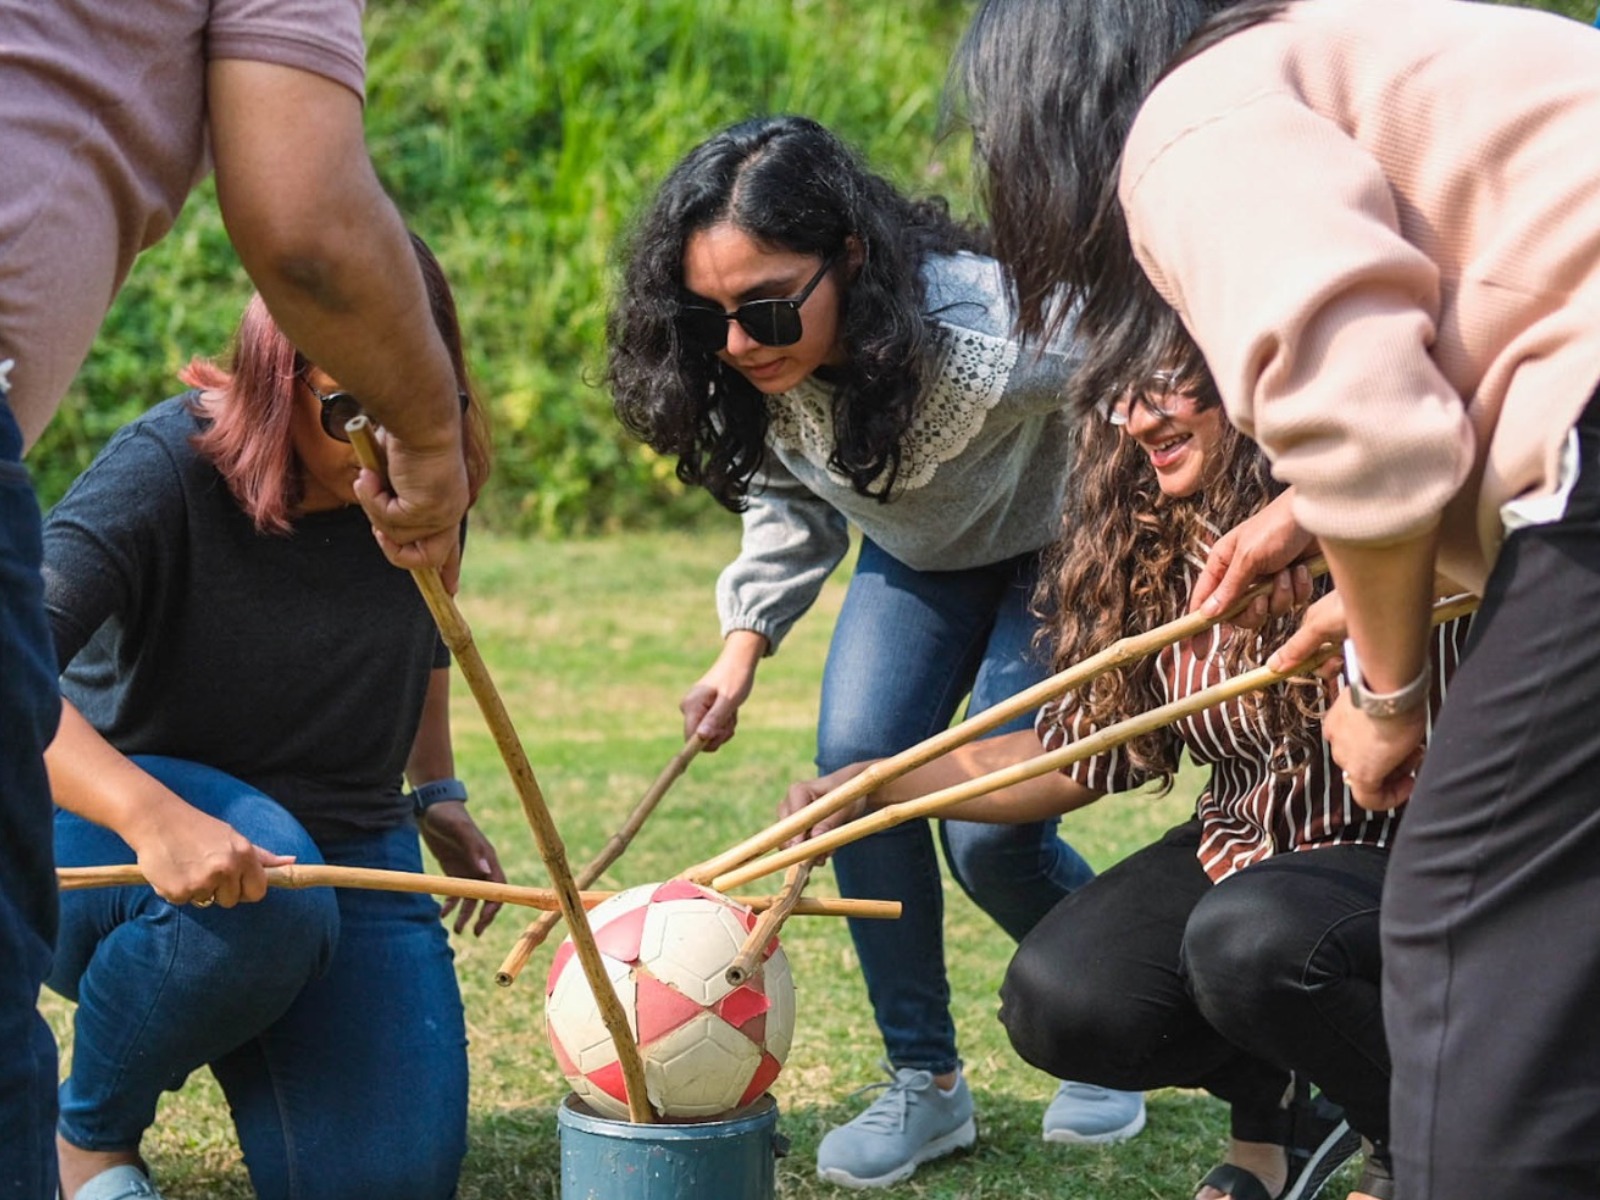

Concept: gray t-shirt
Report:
left=43, top=396, right=447, bottom=842
left=0, top=0, right=366, bottom=447
left=717, top=251, right=1081, bottom=650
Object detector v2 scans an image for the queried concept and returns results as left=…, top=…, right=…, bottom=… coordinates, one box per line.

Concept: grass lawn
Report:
left=42, top=528, right=1361, bottom=1198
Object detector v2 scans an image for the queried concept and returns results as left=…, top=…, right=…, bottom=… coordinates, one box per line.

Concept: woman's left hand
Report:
left=419, top=801, right=506, bottom=935
left=1321, top=690, right=1427, bottom=812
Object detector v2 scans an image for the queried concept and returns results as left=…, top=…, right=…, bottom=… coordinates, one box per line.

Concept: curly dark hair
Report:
left=1038, top=370, right=1326, bottom=788
left=606, top=114, right=987, bottom=510
left=949, top=0, right=1294, bottom=417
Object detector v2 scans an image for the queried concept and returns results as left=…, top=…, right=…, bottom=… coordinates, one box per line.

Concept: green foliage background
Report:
left=31, top=0, right=979, bottom=530
left=28, top=0, right=1591, bottom=527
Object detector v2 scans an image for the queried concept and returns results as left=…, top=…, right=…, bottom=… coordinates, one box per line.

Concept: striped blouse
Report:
left=1038, top=559, right=1472, bottom=883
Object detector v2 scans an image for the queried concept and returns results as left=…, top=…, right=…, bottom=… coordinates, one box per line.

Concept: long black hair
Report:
left=606, top=114, right=985, bottom=510
left=949, top=0, right=1292, bottom=417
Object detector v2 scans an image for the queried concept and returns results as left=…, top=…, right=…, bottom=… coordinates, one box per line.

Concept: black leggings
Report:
left=1000, top=820, right=1390, bottom=1145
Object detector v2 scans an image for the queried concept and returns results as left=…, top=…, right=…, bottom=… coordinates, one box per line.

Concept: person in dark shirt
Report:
left=41, top=236, right=499, bottom=1200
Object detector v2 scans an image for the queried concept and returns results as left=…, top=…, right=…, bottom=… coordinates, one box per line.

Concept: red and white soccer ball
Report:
left=544, top=880, right=796, bottom=1121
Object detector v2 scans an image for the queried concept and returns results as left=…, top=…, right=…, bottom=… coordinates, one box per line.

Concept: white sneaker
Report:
left=1041, top=1081, right=1147, bottom=1145
left=816, top=1062, right=977, bottom=1189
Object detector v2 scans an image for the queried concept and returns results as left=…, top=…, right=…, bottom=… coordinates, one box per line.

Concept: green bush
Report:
left=33, top=0, right=977, bottom=529
left=30, top=0, right=1590, bottom=525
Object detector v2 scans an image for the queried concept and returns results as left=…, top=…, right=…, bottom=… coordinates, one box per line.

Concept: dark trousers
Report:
left=0, top=398, right=61, bottom=1200
left=1384, top=392, right=1600, bottom=1200
left=1001, top=820, right=1391, bottom=1145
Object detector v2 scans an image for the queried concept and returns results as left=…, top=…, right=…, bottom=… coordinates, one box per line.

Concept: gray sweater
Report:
left=717, top=251, right=1080, bottom=650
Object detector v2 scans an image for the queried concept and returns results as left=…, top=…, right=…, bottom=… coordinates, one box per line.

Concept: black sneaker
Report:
left=1280, top=1083, right=1363, bottom=1200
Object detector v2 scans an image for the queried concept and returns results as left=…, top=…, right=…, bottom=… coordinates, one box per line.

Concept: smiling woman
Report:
left=605, top=113, right=1146, bottom=1187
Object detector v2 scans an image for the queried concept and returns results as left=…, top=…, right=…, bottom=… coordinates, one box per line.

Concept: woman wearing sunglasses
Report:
left=784, top=366, right=1472, bottom=1200
left=607, top=113, right=1142, bottom=1187
left=39, top=234, right=496, bottom=1200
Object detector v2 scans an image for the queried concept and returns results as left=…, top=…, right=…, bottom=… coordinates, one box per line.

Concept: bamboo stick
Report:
left=495, top=734, right=704, bottom=988
left=725, top=862, right=811, bottom=986
left=711, top=593, right=1479, bottom=893
left=54, top=862, right=901, bottom=919
left=347, top=417, right=652, bottom=1123
left=683, top=559, right=1328, bottom=885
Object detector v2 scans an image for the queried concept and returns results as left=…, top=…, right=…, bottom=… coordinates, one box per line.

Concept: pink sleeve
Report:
left=206, top=0, right=366, bottom=101
left=1121, top=91, right=1475, bottom=545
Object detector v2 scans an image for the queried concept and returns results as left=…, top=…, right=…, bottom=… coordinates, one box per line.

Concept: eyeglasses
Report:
left=304, top=378, right=471, bottom=443
left=1107, top=370, right=1185, bottom=427
left=305, top=379, right=365, bottom=442
left=677, top=252, right=838, bottom=353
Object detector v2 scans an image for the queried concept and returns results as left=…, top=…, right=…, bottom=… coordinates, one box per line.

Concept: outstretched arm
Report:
left=780, top=729, right=1105, bottom=848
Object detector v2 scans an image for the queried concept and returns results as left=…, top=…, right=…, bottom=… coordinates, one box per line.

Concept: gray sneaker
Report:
left=816, top=1062, right=977, bottom=1189
left=74, top=1165, right=165, bottom=1200
left=1041, top=1081, right=1147, bottom=1145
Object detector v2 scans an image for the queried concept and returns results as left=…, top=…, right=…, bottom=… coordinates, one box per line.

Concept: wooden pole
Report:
left=724, top=861, right=811, bottom=986
left=711, top=593, right=1479, bottom=892
left=54, top=862, right=901, bottom=919
left=346, top=416, right=652, bottom=1122
left=683, top=560, right=1328, bottom=886
left=495, top=735, right=704, bottom=988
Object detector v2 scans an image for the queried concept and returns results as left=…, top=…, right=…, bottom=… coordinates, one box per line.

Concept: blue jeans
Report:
left=818, top=538, right=1095, bottom=1074
left=0, top=394, right=62, bottom=1200
left=49, top=758, right=468, bottom=1200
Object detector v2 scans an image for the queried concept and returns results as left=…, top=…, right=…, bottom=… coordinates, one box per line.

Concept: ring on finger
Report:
left=192, top=895, right=215, bottom=908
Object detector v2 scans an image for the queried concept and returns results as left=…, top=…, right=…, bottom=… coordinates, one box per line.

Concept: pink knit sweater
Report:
left=1121, top=0, right=1600, bottom=593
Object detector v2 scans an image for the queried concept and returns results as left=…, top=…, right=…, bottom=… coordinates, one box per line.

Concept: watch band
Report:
left=412, top=777, right=469, bottom=814
left=1342, top=638, right=1431, bottom=719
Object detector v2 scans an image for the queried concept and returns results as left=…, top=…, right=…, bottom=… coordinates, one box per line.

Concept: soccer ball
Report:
left=545, top=879, right=796, bottom=1121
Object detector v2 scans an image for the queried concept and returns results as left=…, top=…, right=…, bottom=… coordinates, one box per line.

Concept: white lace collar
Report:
left=765, top=324, right=1020, bottom=493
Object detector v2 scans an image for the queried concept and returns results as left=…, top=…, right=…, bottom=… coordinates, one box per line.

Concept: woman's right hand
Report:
left=681, top=630, right=768, bottom=751
left=125, top=792, right=293, bottom=908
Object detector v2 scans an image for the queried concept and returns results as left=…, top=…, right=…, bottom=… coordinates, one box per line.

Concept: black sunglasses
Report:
left=304, top=378, right=470, bottom=443
left=678, top=252, right=838, bottom=353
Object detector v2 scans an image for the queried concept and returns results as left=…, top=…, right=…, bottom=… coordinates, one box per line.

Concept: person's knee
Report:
left=222, top=886, right=339, bottom=985
left=999, top=943, right=1147, bottom=1085
left=1182, top=882, right=1304, bottom=1036
left=943, top=820, right=1020, bottom=895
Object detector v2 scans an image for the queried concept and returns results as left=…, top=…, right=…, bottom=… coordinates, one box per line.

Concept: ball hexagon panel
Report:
left=544, top=881, right=797, bottom=1121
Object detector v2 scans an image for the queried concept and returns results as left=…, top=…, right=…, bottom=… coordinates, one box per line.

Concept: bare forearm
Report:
left=405, top=668, right=456, bottom=786
left=1320, top=530, right=1438, bottom=691
left=46, top=701, right=179, bottom=836
left=207, top=60, right=459, bottom=449
left=875, top=730, right=1102, bottom=823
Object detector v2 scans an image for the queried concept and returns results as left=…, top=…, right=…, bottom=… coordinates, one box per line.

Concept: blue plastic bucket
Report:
left=557, top=1094, right=784, bottom=1200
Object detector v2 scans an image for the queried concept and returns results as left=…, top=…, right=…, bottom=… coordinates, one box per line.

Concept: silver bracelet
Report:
left=1342, top=638, right=1431, bottom=719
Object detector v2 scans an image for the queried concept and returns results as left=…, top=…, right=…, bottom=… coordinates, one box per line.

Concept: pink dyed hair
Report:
left=185, top=233, right=490, bottom=534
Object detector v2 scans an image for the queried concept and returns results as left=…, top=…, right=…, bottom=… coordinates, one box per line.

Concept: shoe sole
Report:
left=816, top=1117, right=978, bottom=1190
left=1280, top=1118, right=1363, bottom=1200
left=1041, top=1103, right=1147, bottom=1146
